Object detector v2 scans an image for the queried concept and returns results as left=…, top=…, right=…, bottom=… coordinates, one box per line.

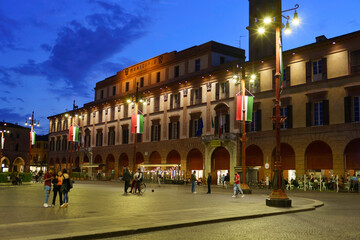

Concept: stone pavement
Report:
left=0, top=182, right=323, bottom=240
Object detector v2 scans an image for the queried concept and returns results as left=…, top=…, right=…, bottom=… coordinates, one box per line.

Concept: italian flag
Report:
left=236, top=95, right=253, bottom=121
left=69, top=126, right=79, bottom=142
left=131, top=114, right=144, bottom=133
left=30, top=131, right=36, bottom=145
left=1, top=137, right=4, bottom=149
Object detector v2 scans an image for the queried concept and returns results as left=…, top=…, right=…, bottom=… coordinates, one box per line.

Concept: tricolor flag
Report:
left=1, top=137, right=4, bottom=149
left=236, top=95, right=253, bottom=121
left=279, top=38, right=284, bottom=94
left=68, top=126, right=79, bottom=142
left=131, top=114, right=144, bottom=134
left=30, top=131, right=36, bottom=145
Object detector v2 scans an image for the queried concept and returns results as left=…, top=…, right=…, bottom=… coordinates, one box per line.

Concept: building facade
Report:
left=0, top=122, right=30, bottom=173
left=47, top=30, right=360, bottom=184
left=29, top=135, right=49, bottom=173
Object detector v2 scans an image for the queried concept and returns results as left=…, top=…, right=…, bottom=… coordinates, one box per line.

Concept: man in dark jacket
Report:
left=207, top=172, right=212, bottom=194
left=123, top=168, right=131, bottom=193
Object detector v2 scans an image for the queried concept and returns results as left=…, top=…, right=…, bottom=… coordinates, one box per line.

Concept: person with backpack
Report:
left=61, top=169, right=72, bottom=208
left=51, top=171, right=63, bottom=207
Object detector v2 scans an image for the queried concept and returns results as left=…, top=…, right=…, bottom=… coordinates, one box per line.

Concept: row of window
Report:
left=49, top=96, right=360, bottom=151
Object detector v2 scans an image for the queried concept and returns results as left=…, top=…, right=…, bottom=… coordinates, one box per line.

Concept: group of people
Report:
left=191, top=171, right=244, bottom=198
left=122, top=167, right=143, bottom=194
left=31, top=170, right=43, bottom=183
left=43, top=168, right=72, bottom=208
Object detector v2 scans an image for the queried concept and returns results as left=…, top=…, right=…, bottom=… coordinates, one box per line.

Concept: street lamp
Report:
left=256, top=2, right=300, bottom=207
left=127, top=82, right=146, bottom=173
left=233, top=65, right=256, bottom=194
left=66, top=100, right=79, bottom=175
left=25, top=111, right=40, bottom=172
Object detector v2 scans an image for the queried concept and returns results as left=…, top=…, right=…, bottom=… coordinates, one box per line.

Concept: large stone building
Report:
left=47, top=0, right=360, bottom=183
left=0, top=122, right=30, bottom=173
left=47, top=29, right=360, bottom=183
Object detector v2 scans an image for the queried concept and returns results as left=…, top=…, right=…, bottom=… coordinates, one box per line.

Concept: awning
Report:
left=81, top=164, right=101, bottom=168
left=139, top=164, right=181, bottom=168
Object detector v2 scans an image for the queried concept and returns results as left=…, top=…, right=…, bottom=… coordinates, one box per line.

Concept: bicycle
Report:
left=139, top=182, right=146, bottom=194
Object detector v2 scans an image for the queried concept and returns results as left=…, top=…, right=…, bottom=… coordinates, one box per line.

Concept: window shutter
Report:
left=272, top=70, right=276, bottom=90
left=199, top=87, right=202, bottom=102
left=225, top=81, right=229, bottom=96
left=168, top=123, right=172, bottom=140
left=215, top=83, right=219, bottom=100
left=306, top=61, right=312, bottom=83
left=256, top=110, right=262, bottom=131
left=323, top=100, right=329, bottom=125
left=170, top=94, right=173, bottom=109
left=151, top=125, right=154, bottom=141
left=322, top=58, right=327, bottom=80
left=177, top=121, right=180, bottom=139
left=190, top=89, right=194, bottom=105
left=189, top=120, right=193, bottom=137
left=225, top=114, right=230, bottom=132
left=287, top=105, right=293, bottom=129
left=344, top=96, right=352, bottom=123
left=214, top=116, right=219, bottom=135
left=177, top=93, right=181, bottom=106
left=306, top=102, right=312, bottom=127
left=273, top=107, right=276, bottom=130
left=286, top=66, right=291, bottom=87
left=158, top=125, right=161, bottom=141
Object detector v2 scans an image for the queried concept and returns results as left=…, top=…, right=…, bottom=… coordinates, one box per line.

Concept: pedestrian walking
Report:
left=232, top=171, right=244, bottom=198
left=52, top=171, right=63, bottom=206
left=43, top=168, right=54, bottom=208
left=191, top=171, right=197, bottom=194
left=157, top=169, right=161, bottom=187
left=224, top=173, right=230, bottom=189
left=123, top=167, right=131, bottom=193
left=207, top=172, right=212, bottom=194
left=61, top=169, right=72, bottom=208
left=222, top=174, right=225, bottom=187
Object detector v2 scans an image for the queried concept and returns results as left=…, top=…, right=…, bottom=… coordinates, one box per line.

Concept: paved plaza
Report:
left=0, top=181, right=350, bottom=240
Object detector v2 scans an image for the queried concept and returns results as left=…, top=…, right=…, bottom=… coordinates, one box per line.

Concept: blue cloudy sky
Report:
left=0, top=0, right=359, bottom=134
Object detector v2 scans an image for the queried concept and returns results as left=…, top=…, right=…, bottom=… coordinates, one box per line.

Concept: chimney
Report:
left=316, top=35, right=327, bottom=43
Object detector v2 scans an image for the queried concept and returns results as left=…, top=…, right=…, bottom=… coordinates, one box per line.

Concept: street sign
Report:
left=265, top=163, right=270, bottom=169
left=210, top=140, right=221, bottom=147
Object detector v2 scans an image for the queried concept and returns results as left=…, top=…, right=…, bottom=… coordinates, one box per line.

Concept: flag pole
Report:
left=240, top=67, right=251, bottom=193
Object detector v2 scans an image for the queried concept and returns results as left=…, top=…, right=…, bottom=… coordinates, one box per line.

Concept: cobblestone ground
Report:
left=0, top=182, right=357, bottom=240
left=105, top=190, right=360, bottom=240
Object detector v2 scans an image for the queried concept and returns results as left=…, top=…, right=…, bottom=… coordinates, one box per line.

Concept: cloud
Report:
left=0, top=97, right=9, bottom=103
left=9, top=0, right=150, bottom=97
left=0, top=11, right=18, bottom=52
left=0, top=107, right=26, bottom=123
left=0, top=67, right=17, bottom=87
left=40, top=43, right=52, bottom=52
left=16, top=98, right=24, bottom=102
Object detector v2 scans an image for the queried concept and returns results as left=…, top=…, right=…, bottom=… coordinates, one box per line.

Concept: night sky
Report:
left=1, top=0, right=359, bottom=135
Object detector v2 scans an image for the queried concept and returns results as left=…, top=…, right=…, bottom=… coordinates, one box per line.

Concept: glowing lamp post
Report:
left=256, top=1, right=300, bottom=207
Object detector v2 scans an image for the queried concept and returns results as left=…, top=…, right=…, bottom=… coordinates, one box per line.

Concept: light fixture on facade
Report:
left=258, top=27, right=265, bottom=34
left=264, top=17, right=272, bottom=24
left=292, top=10, right=300, bottom=26
left=284, top=21, right=291, bottom=34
